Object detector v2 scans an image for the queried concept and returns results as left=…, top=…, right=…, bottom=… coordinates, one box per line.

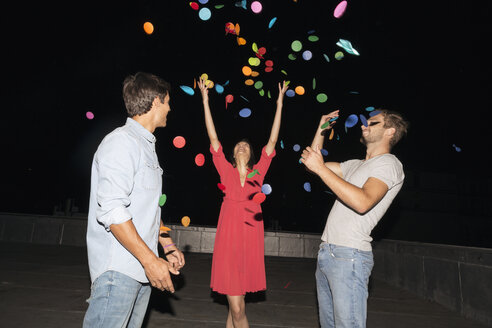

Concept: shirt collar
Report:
left=126, top=118, right=156, bottom=143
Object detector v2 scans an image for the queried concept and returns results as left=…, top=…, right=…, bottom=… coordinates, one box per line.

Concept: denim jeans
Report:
left=316, top=243, right=374, bottom=328
left=83, top=270, right=151, bottom=328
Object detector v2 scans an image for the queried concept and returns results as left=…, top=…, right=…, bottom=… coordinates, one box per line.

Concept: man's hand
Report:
left=143, top=257, right=179, bottom=293
left=301, top=146, right=326, bottom=175
left=165, top=247, right=185, bottom=271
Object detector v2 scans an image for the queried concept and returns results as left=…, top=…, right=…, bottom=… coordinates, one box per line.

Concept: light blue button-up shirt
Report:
left=87, top=118, right=163, bottom=283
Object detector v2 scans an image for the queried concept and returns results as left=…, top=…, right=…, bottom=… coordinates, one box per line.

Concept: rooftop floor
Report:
left=0, top=242, right=487, bottom=328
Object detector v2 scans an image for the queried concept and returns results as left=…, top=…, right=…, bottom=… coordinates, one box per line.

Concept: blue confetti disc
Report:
left=365, top=106, right=375, bottom=111
left=303, top=182, right=312, bottom=192
left=198, top=7, right=212, bottom=20
left=345, top=114, right=359, bottom=128
left=180, top=85, right=195, bottom=96
left=261, top=184, right=272, bottom=195
left=286, top=89, right=295, bottom=97
left=359, top=114, right=368, bottom=127
left=215, top=84, right=224, bottom=94
left=198, top=0, right=209, bottom=3
left=239, top=108, right=251, bottom=118
left=369, top=110, right=381, bottom=117
left=293, top=144, right=301, bottom=152
left=280, top=140, right=284, bottom=149
left=302, top=50, right=313, bottom=60
left=321, top=149, right=329, bottom=156
left=268, top=17, right=277, bottom=29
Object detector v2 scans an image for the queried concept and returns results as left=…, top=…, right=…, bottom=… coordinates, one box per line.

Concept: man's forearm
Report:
left=315, top=165, right=368, bottom=214
left=110, top=220, right=157, bottom=267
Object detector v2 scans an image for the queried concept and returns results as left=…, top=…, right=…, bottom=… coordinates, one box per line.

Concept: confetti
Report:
left=268, top=17, right=277, bottom=29
left=359, top=114, right=368, bottom=127
left=143, top=22, right=154, bottom=35
left=316, top=93, right=328, bottom=103
left=247, top=169, right=260, bottom=178
left=345, top=114, right=358, bottom=129
left=198, top=7, right=212, bottom=20
left=217, top=183, right=226, bottom=191
left=291, top=40, right=303, bottom=52
left=252, top=192, right=266, bottom=204
left=293, top=144, right=301, bottom=152
left=180, top=85, right=195, bottom=96
left=261, top=184, right=272, bottom=195
left=239, top=108, right=252, bottom=118
left=334, top=0, right=347, bottom=18
left=302, top=50, right=313, bottom=60
left=251, top=1, right=262, bottom=13
left=173, top=136, right=186, bottom=148
left=86, top=111, right=94, bottom=120
left=159, top=194, right=167, bottom=206
left=195, top=153, right=205, bottom=166
left=181, top=216, right=191, bottom=227
left=303, top=182, right=312, bottom=192
left=336, top=39, right=360, bottom=55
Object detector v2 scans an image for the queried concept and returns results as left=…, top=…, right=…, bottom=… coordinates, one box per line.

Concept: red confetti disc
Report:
left=217, top=183, right=226, bottom=191
left=252, top=192, right=266, bottom=204
left=173, top=136, right=186, bottom=148
left=195, top=153, right=205, bottom=166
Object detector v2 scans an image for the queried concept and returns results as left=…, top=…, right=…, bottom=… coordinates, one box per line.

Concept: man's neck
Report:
left=132, top=115, right=155, bottom=134
left=365, top=142, right=391, bottom=161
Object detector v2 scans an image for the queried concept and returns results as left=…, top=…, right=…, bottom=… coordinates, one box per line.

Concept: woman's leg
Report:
left=226, top=295, right=249, bottom=328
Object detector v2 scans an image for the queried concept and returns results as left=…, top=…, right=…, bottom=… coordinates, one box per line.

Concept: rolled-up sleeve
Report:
left=95, top=134, right=138, bottom=230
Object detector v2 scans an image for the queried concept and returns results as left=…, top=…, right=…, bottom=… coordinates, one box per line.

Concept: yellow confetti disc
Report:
left=244, top=79, right=254, bottom=86
left=250, top=71, right=260, bottom=77
left=143, top=22, right=154, bottom=35
left=200, top=73, right=208, bottom=81
left=181, top=216, right=191, bottom=227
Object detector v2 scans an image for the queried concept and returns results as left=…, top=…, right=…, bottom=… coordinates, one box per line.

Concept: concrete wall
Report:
left=2, top=213, right=491, bottom=326
left=0, top=212, right=322, bottom=258
left=372, top=239, right=492, bottom=327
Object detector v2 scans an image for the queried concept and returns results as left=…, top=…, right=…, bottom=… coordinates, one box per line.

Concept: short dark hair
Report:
left=122, top=72, right=171, bottom=117
left=230, top=138, right=256, bottom=170
left=379, top=109, right=409, bottom=148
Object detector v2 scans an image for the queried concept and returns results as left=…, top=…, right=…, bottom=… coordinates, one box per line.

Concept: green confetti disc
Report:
left=316, top=93, right=328, bottom=103
left=159, top=194, right=167, bottom=206
left=254, top=81, right=263, bottom=89
left=288, top=53, right=297, bottom=60
left=259, top=89, right=265, bottom=96
left=308, top=35, right=319, bottom=42
left=335, top=51, right=344, bottom=60
left=291, top=40, right=302, bottom=52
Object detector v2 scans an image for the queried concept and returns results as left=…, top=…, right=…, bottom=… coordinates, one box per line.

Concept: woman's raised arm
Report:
left=265, top=81, right=288, bottom=156
left=198, top=78, right=221, bottom=152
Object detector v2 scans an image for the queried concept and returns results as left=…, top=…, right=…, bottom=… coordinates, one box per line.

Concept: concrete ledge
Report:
left=372, top=239, right=492, bottom=327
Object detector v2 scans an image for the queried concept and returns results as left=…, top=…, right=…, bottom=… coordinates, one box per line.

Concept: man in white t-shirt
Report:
left=301, top=109, right=408, bottom=328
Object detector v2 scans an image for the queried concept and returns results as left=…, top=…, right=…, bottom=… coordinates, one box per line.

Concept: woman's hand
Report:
left=197, top=77, right=209, bottom=103
left=276, top=81, right=288, bottom=105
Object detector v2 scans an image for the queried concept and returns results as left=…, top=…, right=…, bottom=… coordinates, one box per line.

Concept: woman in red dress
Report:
left=198, top=77, right=288, bottom=327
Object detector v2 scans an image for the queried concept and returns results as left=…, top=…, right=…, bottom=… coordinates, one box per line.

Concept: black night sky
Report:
left=3, top=1, right=492, bottom=242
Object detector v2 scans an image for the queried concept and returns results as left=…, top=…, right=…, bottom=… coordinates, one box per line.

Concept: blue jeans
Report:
left=316, top=243, right=374, bottom=328
left=83, top=270, right=151, bottom=328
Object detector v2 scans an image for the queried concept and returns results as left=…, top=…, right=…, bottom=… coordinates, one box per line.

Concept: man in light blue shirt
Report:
left=83, top=72, right=185, bottom=328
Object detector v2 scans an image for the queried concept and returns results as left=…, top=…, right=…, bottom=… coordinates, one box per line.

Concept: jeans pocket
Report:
left=329, top=246, right=356, bottom=261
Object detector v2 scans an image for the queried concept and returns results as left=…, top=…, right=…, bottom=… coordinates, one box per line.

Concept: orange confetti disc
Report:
left=237, top=37, right=246, bottom=46
left=235, top=23, right=240, bottom=35
left=181, top=216, right=191, bottom=227
left=329, top=128, right=334, bottom=140
left=295, top=86, right=305, bottom=95
left=143, top=22, right=154, bottom=35
left=250, top=71, right=260, bottom=77
left=245, top=79, right=254, bottom=86
left=160, top=226, right=172, bottom=232
left=242, top=66, right=252, bottom=76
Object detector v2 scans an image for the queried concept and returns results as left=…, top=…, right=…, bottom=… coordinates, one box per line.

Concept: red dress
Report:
left=209, top=143, right=276, bottom=295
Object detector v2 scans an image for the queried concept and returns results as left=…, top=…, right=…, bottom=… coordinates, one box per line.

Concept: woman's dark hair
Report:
left=230, top=138, right=256, bottom=169
left=122, top=72, right=171, bottom=117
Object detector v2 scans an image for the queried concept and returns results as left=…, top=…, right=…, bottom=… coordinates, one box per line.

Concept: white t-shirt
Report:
left=321, top=154, right=404, bottom=251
